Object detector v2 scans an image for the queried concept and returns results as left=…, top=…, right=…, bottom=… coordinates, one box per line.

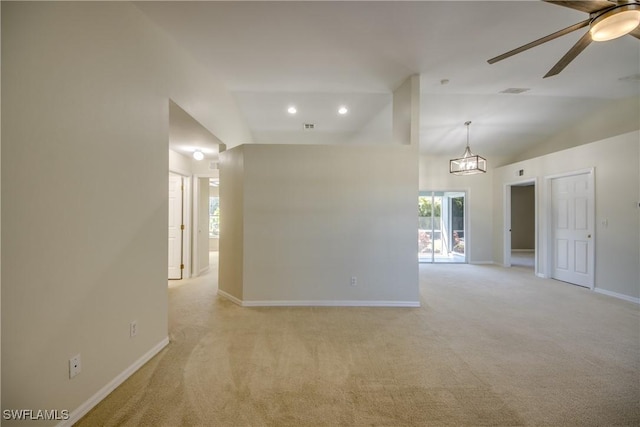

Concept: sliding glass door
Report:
left=419, top=191, right=466, bottom=263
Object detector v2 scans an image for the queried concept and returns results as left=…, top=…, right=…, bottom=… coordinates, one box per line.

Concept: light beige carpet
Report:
left=77, top=256, right=639, bottom=426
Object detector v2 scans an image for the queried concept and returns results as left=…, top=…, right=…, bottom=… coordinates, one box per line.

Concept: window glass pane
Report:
left=209, top=197, right=220, bottom=237
left=419, top=191, right=465, bottom=263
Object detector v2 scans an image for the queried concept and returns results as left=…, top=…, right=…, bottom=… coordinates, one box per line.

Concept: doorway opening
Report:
left=504, top=179, right=537, bottom=272
left=511, top=182, right=536, bottom=269
left=419, top=191, right=466, bottom=263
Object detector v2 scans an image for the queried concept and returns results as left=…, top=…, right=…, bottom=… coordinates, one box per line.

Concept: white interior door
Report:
left=168, top=173, right=184, bottom=280
left=551, top=172, right=594, bottom=288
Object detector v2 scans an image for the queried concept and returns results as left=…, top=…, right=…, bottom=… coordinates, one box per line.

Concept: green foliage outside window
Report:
left=209, top=197, right=220, bottom=237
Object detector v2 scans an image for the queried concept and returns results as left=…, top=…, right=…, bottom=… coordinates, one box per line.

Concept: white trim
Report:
left=241, top=300, right=421, bottom=308
left=182, top=177, right=192, bottom=279
left=58, top=337, right=170, bottom=427
left=594, top=288, right=640, bottom=304
left=217, top=290, right=420, bottom=307
left=169, top=172, right=192, bottom=280
left=545, top=167, right=595, bottom=180
left=217, top=289, right=243, bottom=306
left=470, top=261, right=494, bottom=265
left=504, top=182, right=512, bottom=267
left=169, top=166, right=191, bottom=178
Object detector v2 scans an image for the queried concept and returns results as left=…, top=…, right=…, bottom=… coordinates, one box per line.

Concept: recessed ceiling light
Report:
left=287, top=106, right=297, bottom=114
left=193, top=150, right=204, bottom=161
left=338, top=106, right=348, bottom=115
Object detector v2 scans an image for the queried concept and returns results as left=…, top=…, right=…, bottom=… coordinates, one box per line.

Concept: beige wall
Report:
left=419, top=155, right=495, bottom=263
left=219, top=147, right=245, bottom=301
left=511, top=185, right=535, bottom=250
left=513, top=97, right=640, bottom=163
left=493, top=131, right=640, bottom=300
left=169, top=149, right=193, bottom=175
left=220, top=144, right=419, bottom=305
left=1, top=2, right=249, bottom=424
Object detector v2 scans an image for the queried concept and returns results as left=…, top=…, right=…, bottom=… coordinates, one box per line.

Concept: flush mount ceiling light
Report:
left=193, top=150, right=204, bottom=161
left=449, top=121, right=487, bottom=176
left=287, top=106, right=297, bottom=114
left=590, top=3, right=640, bottom=41
left=338, top=106, right=348, bottom=115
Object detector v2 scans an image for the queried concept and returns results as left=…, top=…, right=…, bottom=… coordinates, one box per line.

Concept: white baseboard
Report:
left=58, top=336, right=170, bottom=427
left=241, top=300, right=420, bottom=307
left=470, top=261, right=494, bottom=265
left=593, top=288, right=640, bottom=304
left=217, top=290, right=419, bottom=307
left=217, top=289, right=243, bottom=306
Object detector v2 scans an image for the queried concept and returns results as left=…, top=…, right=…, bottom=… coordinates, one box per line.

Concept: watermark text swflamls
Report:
left=3, top=409, right=70, bottom=421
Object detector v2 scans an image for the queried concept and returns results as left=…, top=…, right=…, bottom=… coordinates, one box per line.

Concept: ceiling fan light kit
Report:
left=488, top=0, right=640, bottom=77
left=590, top=4, right=640, bottom=41
left=450, top=121, right=487, bottom=176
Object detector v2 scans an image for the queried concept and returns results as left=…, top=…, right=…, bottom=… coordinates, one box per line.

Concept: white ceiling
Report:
left=143, top=1, right=640, bottom=161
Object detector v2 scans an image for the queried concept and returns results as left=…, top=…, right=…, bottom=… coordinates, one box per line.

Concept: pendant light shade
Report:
left=449, top=121, right=487, bottom=175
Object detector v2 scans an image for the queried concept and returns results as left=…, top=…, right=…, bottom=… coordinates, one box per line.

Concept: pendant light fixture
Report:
left=449, top=121, right=487, bottom=175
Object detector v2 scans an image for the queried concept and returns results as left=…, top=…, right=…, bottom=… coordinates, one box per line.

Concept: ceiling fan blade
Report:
left=629, top=26, right=640, bottom=39
left=544, top=30, right=593, bottom=77
left=488, top=19, right=590, bottom=64
left=544, top=0, right=617, bottom=14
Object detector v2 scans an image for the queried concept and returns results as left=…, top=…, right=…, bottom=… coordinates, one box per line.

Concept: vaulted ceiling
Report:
left=138, top=1, right=640, bottom=162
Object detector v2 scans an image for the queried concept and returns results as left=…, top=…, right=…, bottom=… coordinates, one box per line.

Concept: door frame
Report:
left=503, top=178, right=538, bottom=273
left=192, top=172, right=218, bottom=277
left=419, top=189, right=469, bottom=264
left=544, top=167, right=595, bottom=289
left=169, top=170, right=192, bottom=280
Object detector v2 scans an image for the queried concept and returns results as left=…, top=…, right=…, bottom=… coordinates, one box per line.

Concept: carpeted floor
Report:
left=77, top=254, right=640, bottom=426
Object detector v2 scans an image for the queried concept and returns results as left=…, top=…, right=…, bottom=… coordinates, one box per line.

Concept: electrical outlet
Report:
left=69, top=354, right=81, bottom=379
left=350, top=276, right=357, bottom=286
left=130, top=320, right=138, bottom=338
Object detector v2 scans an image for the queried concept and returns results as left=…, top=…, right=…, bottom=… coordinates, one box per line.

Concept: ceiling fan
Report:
left=488, top=0, right=640, bottom=78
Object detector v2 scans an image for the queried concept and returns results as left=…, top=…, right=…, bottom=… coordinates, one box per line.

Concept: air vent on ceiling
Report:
left=619, top=74, right=640, bottom=82
left=499, top=88, right=530, bottom=94
left=209, top=161, right=218, bottom=170
left=303, top=123, right=315, bottom=130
